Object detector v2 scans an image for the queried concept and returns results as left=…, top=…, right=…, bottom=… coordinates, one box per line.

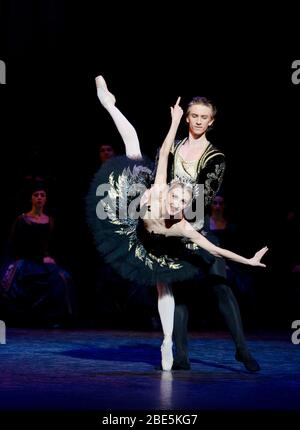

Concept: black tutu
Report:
left=86, top=155, right=214, bottom=287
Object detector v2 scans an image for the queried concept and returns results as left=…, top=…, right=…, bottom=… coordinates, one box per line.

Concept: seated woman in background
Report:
left=0, top=178, right=75, bottom=327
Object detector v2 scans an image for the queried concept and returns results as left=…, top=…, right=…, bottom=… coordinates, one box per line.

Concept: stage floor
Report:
left=0, top=328, right=300, bottom=411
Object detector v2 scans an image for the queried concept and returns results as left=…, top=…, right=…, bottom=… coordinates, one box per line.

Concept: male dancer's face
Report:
left=186, top=104, right=214, bottom=137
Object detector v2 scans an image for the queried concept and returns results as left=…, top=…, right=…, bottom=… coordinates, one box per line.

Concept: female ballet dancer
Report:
left=87, top=76, right=268, bottom=370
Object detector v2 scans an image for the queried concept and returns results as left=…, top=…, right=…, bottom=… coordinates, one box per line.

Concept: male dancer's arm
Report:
left=197, top=153, right=226, bottom=210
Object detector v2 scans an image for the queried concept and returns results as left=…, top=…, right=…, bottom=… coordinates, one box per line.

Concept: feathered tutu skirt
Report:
left=86, top=155, right=214, bottom=287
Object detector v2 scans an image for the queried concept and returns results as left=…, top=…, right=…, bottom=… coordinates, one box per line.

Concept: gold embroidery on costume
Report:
left=101, top=165, right=182, bottom=271
left=172, top=139, right=225, bottom=234
left=173, top=139, right=223, bottom=184
left=177, top=154, right=199, bottom=181
left=204, top=162, right=225, bottom=206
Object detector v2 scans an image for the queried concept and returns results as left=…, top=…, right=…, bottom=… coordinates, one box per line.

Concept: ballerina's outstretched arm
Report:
left=95, top=76, right=142, bottom=160
left=166, top=219, right=268, bottom=267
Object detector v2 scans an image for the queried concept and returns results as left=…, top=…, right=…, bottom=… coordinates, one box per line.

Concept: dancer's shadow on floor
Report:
left=189, top=358, right=251, bottom=374
left=58, top=344, right=250, bottom=374
left=58, top=343, right=159, bottom=366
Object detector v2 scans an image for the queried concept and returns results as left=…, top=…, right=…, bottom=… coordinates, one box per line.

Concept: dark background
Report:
left=0, top=1, right=299, bottom=330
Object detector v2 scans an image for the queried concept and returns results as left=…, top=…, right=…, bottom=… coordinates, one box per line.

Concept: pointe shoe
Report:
left=161, top=338, right=173, bottom=371
left=95, top=75, right=116, bottom=107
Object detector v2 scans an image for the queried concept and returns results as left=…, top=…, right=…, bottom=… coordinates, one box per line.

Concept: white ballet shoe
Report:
left=95, top=75, right=116, bottom=107
left=161, top=337, right=173, bottom=371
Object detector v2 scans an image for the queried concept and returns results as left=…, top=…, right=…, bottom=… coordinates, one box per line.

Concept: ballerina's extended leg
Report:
left=95, top=75, right=116, bottom=108
left=95, top=75, right=142, bottom=159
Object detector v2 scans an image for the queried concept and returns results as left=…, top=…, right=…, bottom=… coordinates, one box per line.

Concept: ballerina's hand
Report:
left=248, top=246, right=268, bottom=267
left=170, top=97, right=183, bottom=123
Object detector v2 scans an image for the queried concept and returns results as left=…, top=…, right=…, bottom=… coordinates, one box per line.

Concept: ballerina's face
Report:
left=166, top=184, right=192, bottom=217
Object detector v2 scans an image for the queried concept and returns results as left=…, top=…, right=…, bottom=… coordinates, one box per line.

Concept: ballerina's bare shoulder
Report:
left=140, top=185, right=189, bottom=237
